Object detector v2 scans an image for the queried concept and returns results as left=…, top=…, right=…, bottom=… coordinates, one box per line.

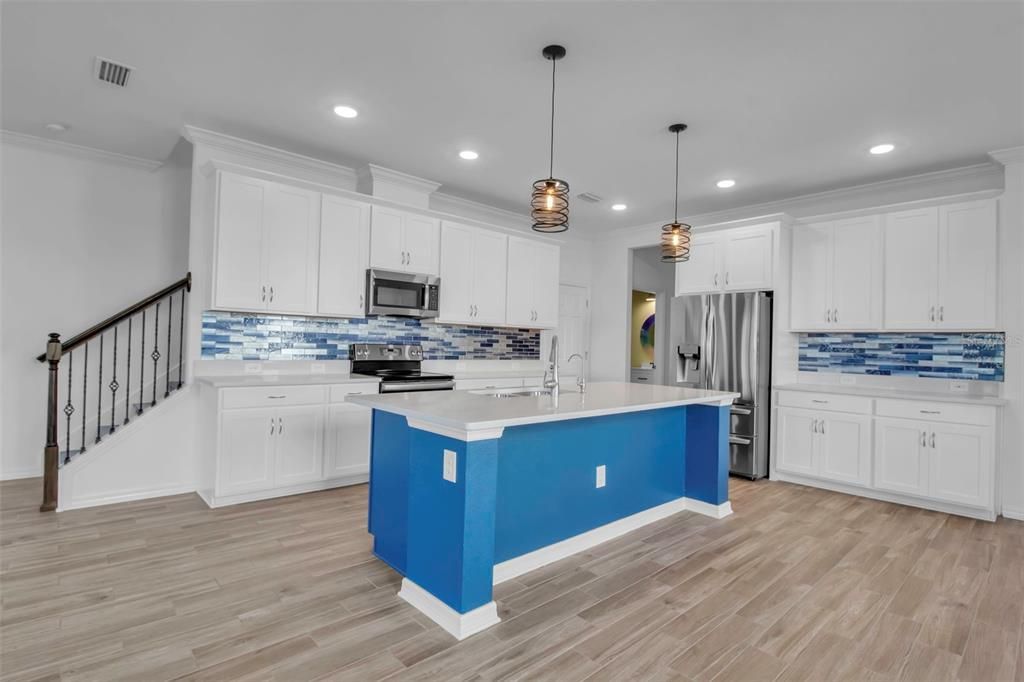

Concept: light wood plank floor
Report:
left=1, top=477, right=1022, bottom=681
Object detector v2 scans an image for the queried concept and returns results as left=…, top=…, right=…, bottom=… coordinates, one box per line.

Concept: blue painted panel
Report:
left=405, top=431, right=498, bottom=613
left=367, top=410, right=410, bottom=574
left=493, top=407, right=687, bottom=563
left=685, top=404, right=729, bottom=506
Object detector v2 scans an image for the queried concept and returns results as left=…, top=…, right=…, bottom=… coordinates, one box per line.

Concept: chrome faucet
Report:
left=543, top=335, right=559, bottom=396
left=567, top=353, right=586, bottom=393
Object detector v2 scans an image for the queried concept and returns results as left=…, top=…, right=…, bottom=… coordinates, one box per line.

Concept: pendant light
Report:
left=531, top=44, right=570, bottom=233
left=660, top=123, right=692, bottom=263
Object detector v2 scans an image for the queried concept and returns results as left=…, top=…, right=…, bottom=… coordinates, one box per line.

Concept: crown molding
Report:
left=0, top=130, right=163, bottom=171
left=603, top=160, right=1005, bottom=242
left=430, top=191, right=531, bottom=231
left=990, top=146, right=1024, bottom=166
left=356, top=164, right=442, bottom=195
left=182, top=124, right=357, bottom=187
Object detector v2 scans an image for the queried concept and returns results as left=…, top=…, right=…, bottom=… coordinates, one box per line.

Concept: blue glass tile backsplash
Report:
left=799, top=332, right=1004, bottom=382
left=201, top=311, right=541, bottom=361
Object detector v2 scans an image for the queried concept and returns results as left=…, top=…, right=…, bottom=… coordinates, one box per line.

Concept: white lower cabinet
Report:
left=775, top=390, right=998, bottom=519
left=202, top=382, right=376, bottom=507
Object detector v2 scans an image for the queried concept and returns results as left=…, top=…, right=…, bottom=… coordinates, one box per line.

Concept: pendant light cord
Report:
left=673, top=129, right=680, bottom=223
left=549, top=56, right=557, bottom=179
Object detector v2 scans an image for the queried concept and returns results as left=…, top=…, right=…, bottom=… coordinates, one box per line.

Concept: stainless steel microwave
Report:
left=365, top=269, right=440, bottom=318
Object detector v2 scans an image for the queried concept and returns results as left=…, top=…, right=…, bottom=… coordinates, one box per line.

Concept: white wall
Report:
left=0, top=135, right=191, bottom=479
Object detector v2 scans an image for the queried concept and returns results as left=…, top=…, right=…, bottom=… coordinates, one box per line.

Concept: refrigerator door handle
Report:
left=730, top=406, right=752, bottom=416
left=729, top=435, right=752, bottom=446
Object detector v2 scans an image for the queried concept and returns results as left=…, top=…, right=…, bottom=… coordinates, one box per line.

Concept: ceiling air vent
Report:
left=577, top=192, right=603, bottom=204
left=94, top=57, right=133, bottom=87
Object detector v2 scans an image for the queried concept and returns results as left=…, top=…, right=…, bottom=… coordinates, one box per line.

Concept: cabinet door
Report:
left=832, top=216, right=882, bottom=330
left=790, top=223, right=833, bottom=330
left=369, top=206, right=406, bottom=271
left=817, top=413, right=871, bottom=487
left=884, top=208, right=938, bottom=329
left=404, top=214, right=440, bottom=275
left=675, top=234, right=721, bottom=295
left=262, top=183, right=320, bottom=314
left=472, top=230, right=509, bottom=324
left=324, top=403, right=371, bottom=480
left=776, top=408, right=818, bottom=477
left=273, top=405, right=324, bottom=487
left=214, top=173, right=267, bottom=311
left=531, top=241, right=561, bottom=328
left=928, top=423, right=992, bottom=508
left=506, top=237, right=536, bottom=326
left=873, top=417, right=928, bottom=496
left=722, top=225, right=773, bottom=291
left=937, top=201, right=998, bottom=330
left=218, top=408, right=276, bottom=496
left=438, top=222, right=475, bottom=323
left=318, top=195, right=370, bottom=317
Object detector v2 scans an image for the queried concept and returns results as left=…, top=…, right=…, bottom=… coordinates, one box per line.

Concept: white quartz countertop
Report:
left=774, top=383, right=1007, bottom=406
left=346, top=381, right=739, bottom=433
left=196, top=373, right=380, bottom=388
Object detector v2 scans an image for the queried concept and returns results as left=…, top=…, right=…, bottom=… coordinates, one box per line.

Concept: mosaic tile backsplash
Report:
left=201, top=311, right=540, bottom=361
left=799, top=332, right=1004, bottom=382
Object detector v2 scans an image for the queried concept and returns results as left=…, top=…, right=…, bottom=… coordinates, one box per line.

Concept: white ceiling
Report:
left=2, top=1, right=1022, bottom=231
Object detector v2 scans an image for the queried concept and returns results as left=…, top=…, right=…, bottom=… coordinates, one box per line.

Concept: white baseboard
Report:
left=397, top=578, right=500, bottom=640
left=58, top=485, right=197, bottom=512
left=1002, top=507, right=1024, bottom=521
left=493, top=496, right=729, bottom=585
left=204, top=473, right=369, bottom=508
left=0, top=469, right=42, bottom=481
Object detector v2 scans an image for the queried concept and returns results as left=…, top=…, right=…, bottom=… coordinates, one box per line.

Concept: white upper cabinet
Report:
left=212, top=171, right=320, bottom=315
left=438, top=221, right=508, bottom=325
left=506, top=236, right=560, bottom=328
left=317, top=195, right=371, bottom=318
left=675, top=224, right=774, bottom=296
left=369, top=206, right=440, bottom=275
left=790, top=216, right=882, bottom=330
left=884, top=200, right=997, bottom=330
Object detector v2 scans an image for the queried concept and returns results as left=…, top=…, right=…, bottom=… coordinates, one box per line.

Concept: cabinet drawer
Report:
left=875, top=399, right=995, bottom=427
left=776, top=391, right=872, bottom=415
left=455, top=378, right=524, bottom=391
left=329, top=383, right=380, bottom=403
left=222, top=385, right=327, bottom=409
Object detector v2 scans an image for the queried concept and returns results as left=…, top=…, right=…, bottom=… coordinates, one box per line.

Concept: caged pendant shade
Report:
left=531, top=45, right=570, bottom=233
left=660, top=123, right=692, bottom=263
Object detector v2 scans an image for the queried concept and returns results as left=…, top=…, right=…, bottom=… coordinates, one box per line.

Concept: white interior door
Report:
left=817, top=413, right=872, bottom=486
left=937, top=201, right=998, bottom=330
left=675, top=233, right=721, bottom=295
left=273, top=405, right=324, bottom=487
left=928, top=423, right=992, bottom=508
left=557, top=284, right=590, bottom=379
left=776, top=408, right=818, bottom=477
left=262, top=183, right=320, bottom=314
left=214, top=173, right=266, bottom=311
left=472, top=230, right=509, bottom=324
left=317, top=195, right=370, bottom=317
left=369, top=206, right=406, bottom=271
left=789, top=223, right=833, bottom=330
left=831, top=216, right=882, bottom=329
left=403, top=214, right=440, bottom=275
left=324, top=404, right=371, bottom=480
left=873, top=417, right=928, bottom=496
left=884, top=208, right=938, bottom=329
left=218, top=408, right=276, bottom=496
left=438, top=222, right=475, bottom=323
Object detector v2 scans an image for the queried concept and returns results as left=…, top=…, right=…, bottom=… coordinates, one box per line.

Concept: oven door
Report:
left=366, top=269, right=440, bottom=318
left=379, top=380, right=455, bottom=393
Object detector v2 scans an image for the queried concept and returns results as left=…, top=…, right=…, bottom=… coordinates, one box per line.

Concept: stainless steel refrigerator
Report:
left=669, top=292, right=772, bottom=479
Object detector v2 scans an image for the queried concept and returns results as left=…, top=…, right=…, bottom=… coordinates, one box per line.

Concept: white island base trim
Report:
left=397, top=579, right=500, bottom=640
left=492, top=496, right=733, bottom=585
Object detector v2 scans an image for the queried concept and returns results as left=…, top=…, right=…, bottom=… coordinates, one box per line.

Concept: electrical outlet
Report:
left=950, top=380, right=969, bottom=393
left=595, top=465, right=606, bottom=489
left=839, top=375, right=856, bottom=386
left=443, top=450, right=457, bottom=483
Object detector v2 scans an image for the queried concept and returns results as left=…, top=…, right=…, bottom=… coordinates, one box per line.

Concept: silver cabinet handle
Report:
left=820, top=421, right=825, bottom=435
left=930, top=432, right=935, bottom=448
left=278, top=417, right=283, bottom=436
left=826, top=309, right=831, bottom=323
left=407, top=251, right=411, bottom=265
left=811, top=419, right=818, bottom=433
left=725, top=272, right=730, bottom=286
left=938, top=306, right=944, bottom=322
left=714, top=273, right=719, bottom=287
left=921, top=430, right=927, bottom=447
left=267, top=395, right=286, bottom=399
left=269, top=286, right=274, bottom=302
left=359, top=294, right=364, bottom=309
left=270, top=417, right=275, bottom=435
left=261, top=285, right=267, bottom=302
left=833, top=308, right=838, bottom=323
left=930, top=306, right=935, bottom=322
left=811, top=399, right=829, bottom=404
left=920, top=410, right=941, bottom=415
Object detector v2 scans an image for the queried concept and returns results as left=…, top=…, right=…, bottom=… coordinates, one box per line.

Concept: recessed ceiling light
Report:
left=716, top=179, right=736, bottom=189
left=333, top=105, right=358, bottom=119
left=869, top=143, right=895, bottom=155
left=458, top=150, right=479, bottom=160
left=45, top=122, right=70, bottom=132
left=611, top=203, right=627, bottom=211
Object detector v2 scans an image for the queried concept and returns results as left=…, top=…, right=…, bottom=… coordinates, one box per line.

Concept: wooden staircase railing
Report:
left=37, top=273, right=191, bottom=511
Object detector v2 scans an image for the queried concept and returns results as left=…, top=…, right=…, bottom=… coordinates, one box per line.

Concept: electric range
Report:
left=350, top=344, right=455, bottom=393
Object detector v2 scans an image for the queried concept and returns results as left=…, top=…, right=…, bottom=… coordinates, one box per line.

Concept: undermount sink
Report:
left=478, top=388, right=554, bottom=398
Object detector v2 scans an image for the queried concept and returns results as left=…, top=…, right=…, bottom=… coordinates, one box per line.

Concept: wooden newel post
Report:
left=41, top=333, right=62, bottom=512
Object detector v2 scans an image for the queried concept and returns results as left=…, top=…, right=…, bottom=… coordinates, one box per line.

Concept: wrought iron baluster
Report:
left=137, top=310, right=146, bottom=415
left=109, top=325, right=118, bottom=434
left=96, top=333, right=104, bottom=444
left=178, top=289, right=185, bottom=389
left=80, top=342, right=88, bottom=454
left=151, top=302, right=160, bottom=407
left=165, top=296, right=172, bottom=398
left=64, top=350, right=74, bottom=464
left=124, top=317, right=132, bottom=425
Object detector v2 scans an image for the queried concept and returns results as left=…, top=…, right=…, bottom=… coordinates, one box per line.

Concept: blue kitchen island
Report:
left=347, top=381, right=739, bottom=639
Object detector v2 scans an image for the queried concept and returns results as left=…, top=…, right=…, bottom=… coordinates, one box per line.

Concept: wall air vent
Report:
left=576, top=192, right=603, bottom=204
left=94, top=57, right=133, bottom=87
